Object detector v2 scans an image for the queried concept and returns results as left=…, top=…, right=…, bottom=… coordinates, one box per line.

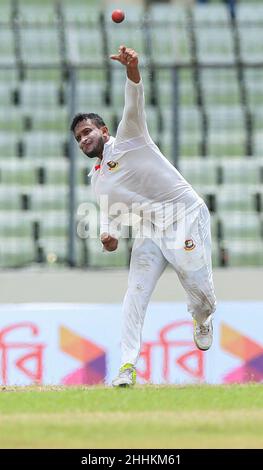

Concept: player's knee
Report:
left=128, top=282, right=152, bottom=307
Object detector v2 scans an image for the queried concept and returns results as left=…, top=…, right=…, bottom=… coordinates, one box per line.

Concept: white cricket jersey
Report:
left=89, top=78, right=203, bottom=237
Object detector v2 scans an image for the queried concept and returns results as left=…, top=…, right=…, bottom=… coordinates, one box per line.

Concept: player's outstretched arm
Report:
left=110, top=45, right=151, bottom=142
left=110, top=45, right=140, bottom=84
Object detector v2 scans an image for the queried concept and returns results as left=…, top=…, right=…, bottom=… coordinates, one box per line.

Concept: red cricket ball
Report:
left=111, top=9, right=125, bottom=23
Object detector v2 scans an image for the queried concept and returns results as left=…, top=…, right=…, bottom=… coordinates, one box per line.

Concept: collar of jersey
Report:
left=88, top=136, right=115, bottom=177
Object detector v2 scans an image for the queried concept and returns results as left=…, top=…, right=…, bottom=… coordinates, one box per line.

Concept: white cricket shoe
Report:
left=112, top=363, right=136, bottom=387
left=193, top=317, right=213, bottom=351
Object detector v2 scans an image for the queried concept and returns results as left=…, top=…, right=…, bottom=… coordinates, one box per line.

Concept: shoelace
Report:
left=197, top=324, right=210, bottom=335
left=119, top=368, right=134, bottom=377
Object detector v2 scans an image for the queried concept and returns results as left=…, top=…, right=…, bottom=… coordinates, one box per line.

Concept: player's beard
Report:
left=84, top=136, right=105, bottom=159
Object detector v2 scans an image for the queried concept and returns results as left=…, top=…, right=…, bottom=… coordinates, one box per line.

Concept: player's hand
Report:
left=110, top=45, right=139, bottom=68
left=101, top=233, right=118, bottom=252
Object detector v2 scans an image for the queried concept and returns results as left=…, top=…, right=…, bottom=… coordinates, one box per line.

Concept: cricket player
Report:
left=71, top=46, right=216, bottom=387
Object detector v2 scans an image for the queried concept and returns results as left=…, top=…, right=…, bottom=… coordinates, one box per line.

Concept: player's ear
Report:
left=101, top=126, right=110, bottom=138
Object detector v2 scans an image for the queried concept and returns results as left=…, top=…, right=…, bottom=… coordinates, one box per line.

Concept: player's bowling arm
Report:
left=126, top=64, right=140, bottom=84
left=110, top=45, right=140, bottom=83
left=110, top=45, right=143, bottom=114
left=111, top=45, right=151, bottom=142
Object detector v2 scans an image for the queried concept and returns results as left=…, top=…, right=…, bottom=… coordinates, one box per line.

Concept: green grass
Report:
left=0, top=384, right=262, bottom=449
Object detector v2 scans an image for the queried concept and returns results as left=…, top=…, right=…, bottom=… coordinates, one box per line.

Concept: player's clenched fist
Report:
left=101, top=233, right=118, bottom=252
left=110, top=45, right=139, bottom=68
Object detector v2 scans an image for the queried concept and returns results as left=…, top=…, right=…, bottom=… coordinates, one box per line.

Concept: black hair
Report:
left=70, top=113, right=106, bottom=133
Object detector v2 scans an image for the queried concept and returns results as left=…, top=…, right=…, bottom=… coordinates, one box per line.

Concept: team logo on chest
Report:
left=184, top=239, right=196, bottom=251
left=107, top=160, right=119, bottom=171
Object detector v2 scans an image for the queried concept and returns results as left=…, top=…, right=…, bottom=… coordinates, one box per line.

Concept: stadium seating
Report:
left=0, top=0, right=262, bottom=268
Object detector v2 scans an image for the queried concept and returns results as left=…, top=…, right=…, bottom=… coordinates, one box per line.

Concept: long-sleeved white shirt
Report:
left=89, top=78, right=203, bottom=238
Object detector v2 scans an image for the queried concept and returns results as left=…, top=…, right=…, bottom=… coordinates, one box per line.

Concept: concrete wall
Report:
left=1, top=268, right=262, bottom=303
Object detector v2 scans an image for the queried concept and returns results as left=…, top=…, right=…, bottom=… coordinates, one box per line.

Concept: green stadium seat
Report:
left=77, top=187, right=96, bottom=206
left=42, top=212, right=68, bottom=238
left=0, top=238, right=35, bottom=267
left=221, top=239, right=263, bottom=267
left=0, top=29, right=16, bottom=66
left=254, top=132, right=263, bottom=157
left=216, top=185, right=258, bottom=212
left=203, top=71, right=240, bottom=107
left=0, top=1, right=263, bottom=269
left=66, top=25, right=104, bottom=65
left=37, top=236, right=68, bottom=262
left=21, top=28, right=61, bottom=64
left=178, top=70, right=197, bottom=107
left=0, top=132, right=19, bottom=159
left=180, top=132, right=202, bottom=158
left=208, top=131, right=246, bottom=157
left=0, top=1, right=11, bottom=24
left=149, top=7, right=190, bottom=64
left=0, top=160, right=36, bottom=185
left=237, top=6, right=263, bottom=63
left=193, top=4, right=229, bottom=24
left=77, top=237, right=129, bottom=268
left=210, top=213, right=220, bottom=238
left=220, top=212, right=262, bottom=241
left=208, top=107, right=244, bottom=135
left=180, top=158, right=218, bottom=186
left=76, top=80, right=106, bottom=108
left=30, top=187, right=68, bottom=211
left=237, top=4, right=263, bottom=22
left=211, top=243, right=220, bottom=268
left=0, top=212, right=32, bottom=238
left=246, top=70, right=263, bottom=107
left=19, top=3, right=56, bottom=23
left=0, top=83, right=15, bottom=106
left=221, top=159, right=261, bottom=185
left=194, top=5, right=234, bottom=63
left=64, top=1, right=100, bottom=22
left=180, top=108, right=201, bottom=134
left=0, top=187, right=23, bottom=210
left=0, top=210, right=68, bottom=238
left=150, top=4, right=186, bottom=22
left=22, top=107, right=68, bottom=132
left=19, top=82, right=62, bottom=107
left=23, top=132, right=67, bottom=158
left=0, top=159, right=92, bottom=186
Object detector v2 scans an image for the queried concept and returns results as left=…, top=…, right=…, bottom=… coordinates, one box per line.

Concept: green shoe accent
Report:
left=112, top=363, right=136, bottom=387
left=120, top=363, right=136, bottom=385
left=120, top=362, right=134, bottom=372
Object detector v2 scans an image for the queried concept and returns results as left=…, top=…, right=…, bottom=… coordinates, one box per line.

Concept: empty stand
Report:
left=0, top=1, right=262, bottom=268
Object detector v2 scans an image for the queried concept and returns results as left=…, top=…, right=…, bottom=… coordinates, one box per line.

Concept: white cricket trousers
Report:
left=121, top=202, right=216, bottom=366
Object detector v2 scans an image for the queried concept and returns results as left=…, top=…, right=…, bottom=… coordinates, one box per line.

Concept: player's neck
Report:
left=98, top=135, right=112, bottom=160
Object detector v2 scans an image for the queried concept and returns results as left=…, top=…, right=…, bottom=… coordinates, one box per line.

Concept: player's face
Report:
left=74, top=119, right=109, bottom=158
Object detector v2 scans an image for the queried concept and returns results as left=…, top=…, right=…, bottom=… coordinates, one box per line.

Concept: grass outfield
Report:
left=0, top=384, right=262, bottom=449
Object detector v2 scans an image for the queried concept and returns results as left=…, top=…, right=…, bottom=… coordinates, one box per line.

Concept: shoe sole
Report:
left=112, top=379, right=135, bottom=387
left=112, top=383, right=134, bottom=388
left=194, top=337, right=211, bottom=351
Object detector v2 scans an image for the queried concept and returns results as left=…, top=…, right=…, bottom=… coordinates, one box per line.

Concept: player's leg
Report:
left=162, top=203, right=216, bottom=350
left=112, top=237, right=167, bottom=386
